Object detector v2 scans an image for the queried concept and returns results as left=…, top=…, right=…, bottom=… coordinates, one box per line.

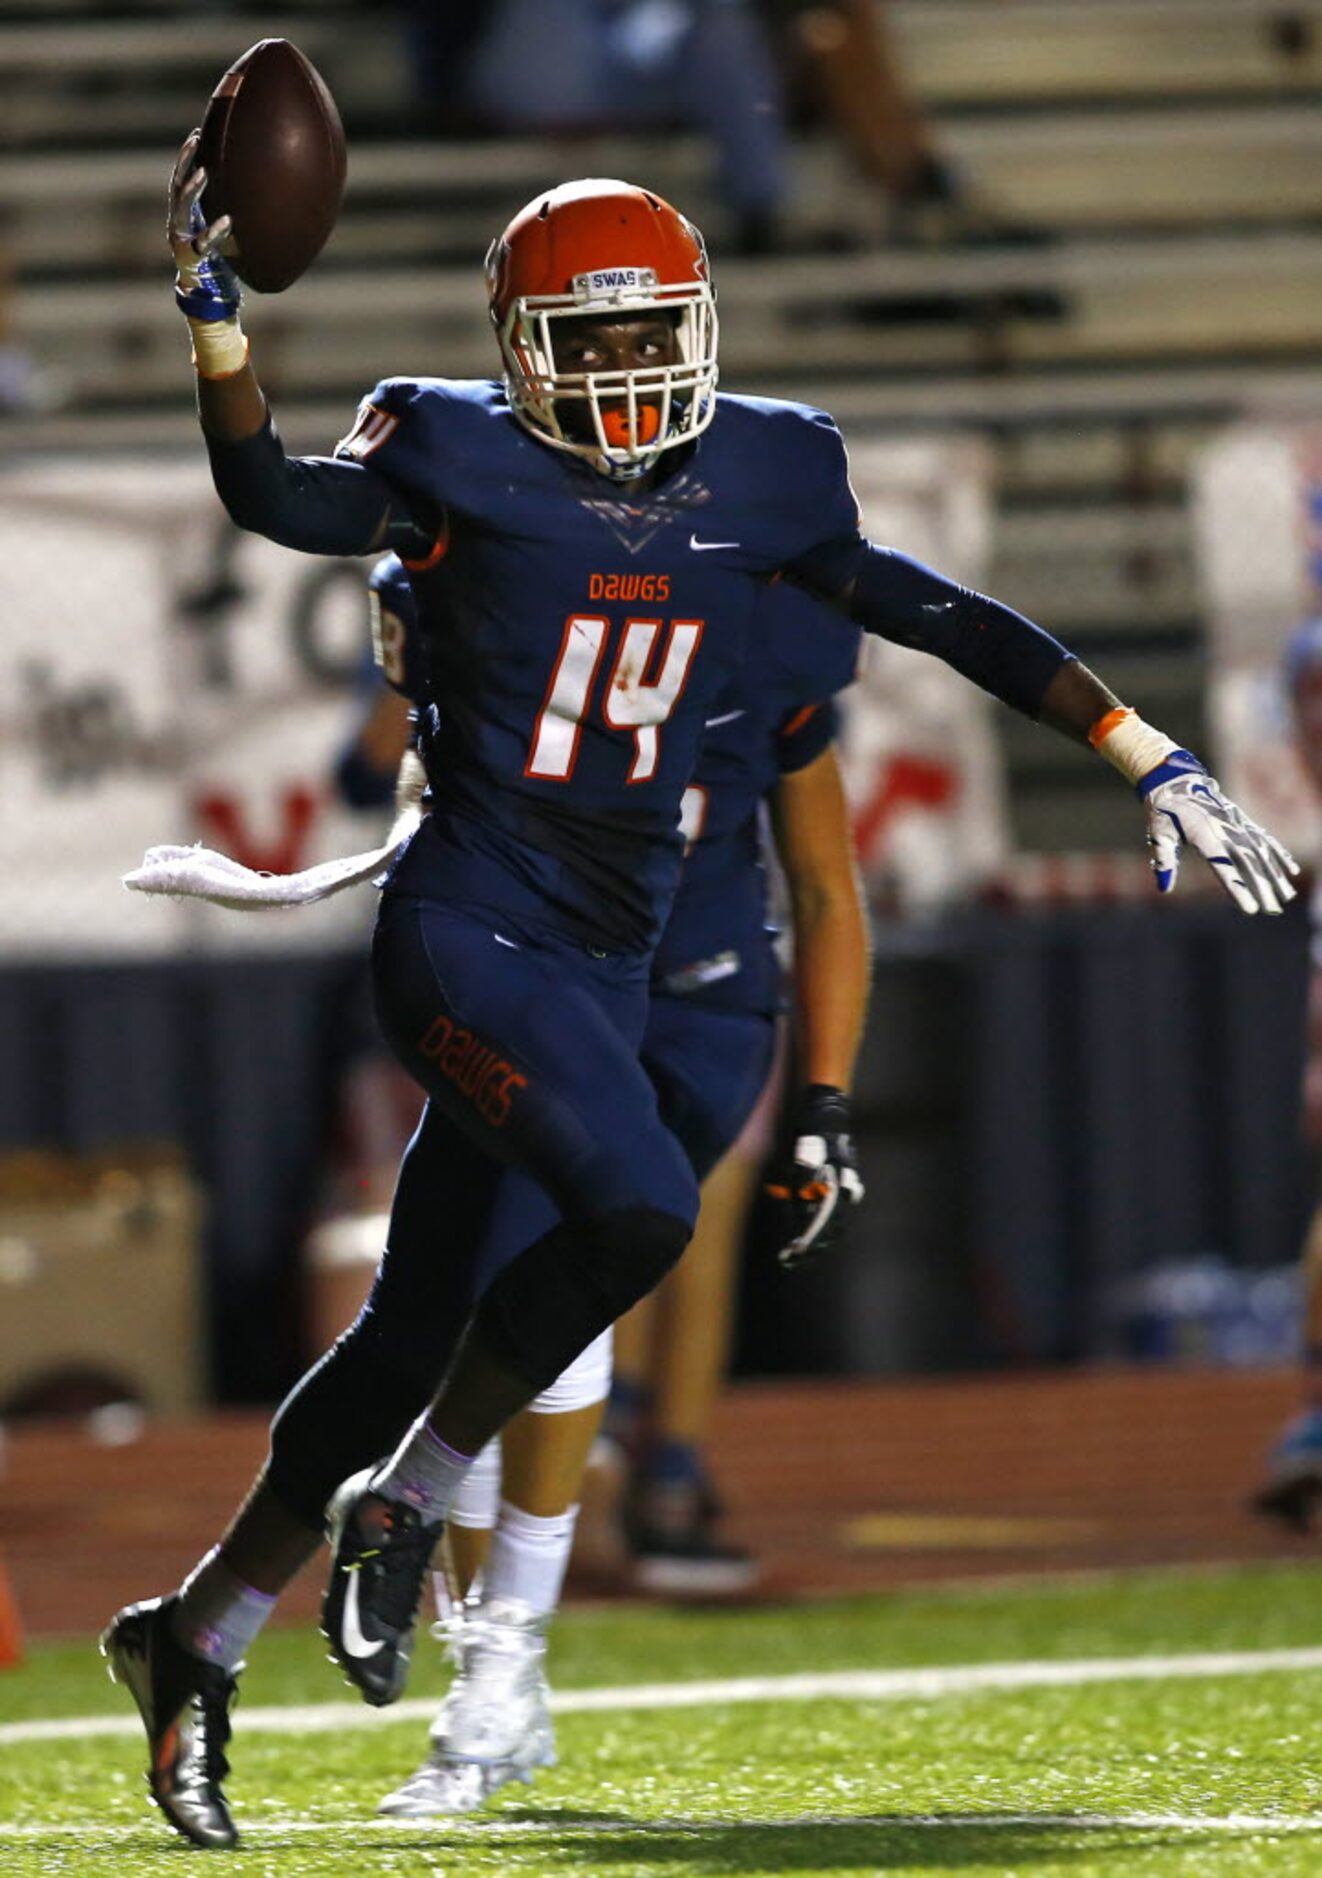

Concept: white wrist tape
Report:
left=188, top=316, right=249, bottom=380
left=1088, top=706, right=1180, bottom=786
left=394, top=749, right=428, bottom=817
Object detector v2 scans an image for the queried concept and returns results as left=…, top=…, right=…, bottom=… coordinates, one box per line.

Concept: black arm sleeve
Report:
left=205, top=417, right=435, bottom=559
left=793, top=537, right=1071, bottom=718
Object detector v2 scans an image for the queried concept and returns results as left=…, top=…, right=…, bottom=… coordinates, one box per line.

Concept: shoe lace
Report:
left=457, top=1615, right=543, bottom=1709
left=193, top=1668, right=238, bottom=1789
left=429, top=1610, right=466, bottom=1666
left=370, top=1510, right=440, bottom=1632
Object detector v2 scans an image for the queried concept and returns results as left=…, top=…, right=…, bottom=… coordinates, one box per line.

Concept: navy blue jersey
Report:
left=337, top=380, right=858, bottom=952
left=372, top=552, right=859, bottom=1015
left=209, top=374, right=1066, bottom=949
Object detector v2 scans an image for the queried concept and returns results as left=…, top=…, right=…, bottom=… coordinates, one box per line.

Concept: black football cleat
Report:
left=322, top=1468, right=443, bottom=1707
left=1253, top=1472, right=1322, bottom=1534
left=625, top=1470, right=760, bottom=1598
left=1251, top=1409, right=1322, bottom=1534
left=100, top=1594, right=240, bottom=1850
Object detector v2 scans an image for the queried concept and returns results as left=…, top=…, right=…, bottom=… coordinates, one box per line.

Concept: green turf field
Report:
left=4, top=1563, right=1322, bottom=1875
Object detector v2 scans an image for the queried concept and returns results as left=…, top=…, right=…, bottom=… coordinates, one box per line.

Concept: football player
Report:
left=102, top=151, right=1296, bottom=1850
left=113, top=539, right=862, bottom=1832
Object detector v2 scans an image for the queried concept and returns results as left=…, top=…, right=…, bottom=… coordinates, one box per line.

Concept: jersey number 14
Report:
left=526, top=614, right=704, bottom=784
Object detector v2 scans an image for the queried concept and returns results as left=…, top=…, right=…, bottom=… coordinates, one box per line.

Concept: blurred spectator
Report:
left=402, top=0, right=791, bottom=253
left=401, top=1, right=1031, bottom=252
left=0, top=218, right=63, bottom=414
left=770, top=0, right=1034, bottom=244
left=1253, top=617, right=1322, bottom=1531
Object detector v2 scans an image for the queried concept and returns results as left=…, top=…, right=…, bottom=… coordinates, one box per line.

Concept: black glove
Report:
left=765, top=1084, right=864, bottom=1270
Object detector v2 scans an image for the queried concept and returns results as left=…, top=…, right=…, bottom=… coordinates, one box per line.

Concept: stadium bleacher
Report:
left=3, top=0, right=1321, bottom=847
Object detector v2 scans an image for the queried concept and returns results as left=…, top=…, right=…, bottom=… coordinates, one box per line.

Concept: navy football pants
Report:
left=357, top=970, right=775, bottom=1363
left=269, top=895, right=772, bottom=1520
left=642, top=997, right=776, bottom=1188
left=371, top=894, right=699, bottom=1223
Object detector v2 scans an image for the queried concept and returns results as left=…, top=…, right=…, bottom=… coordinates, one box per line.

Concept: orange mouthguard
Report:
left=601, top=405, right=661, bottom=448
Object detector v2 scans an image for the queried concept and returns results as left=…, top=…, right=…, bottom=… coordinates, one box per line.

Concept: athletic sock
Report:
left=170, top=1546, right=276, bottom=1671
left=371, top=1416, right=474, bottom=1523
left=482, top=1500, right=579, bottom=1617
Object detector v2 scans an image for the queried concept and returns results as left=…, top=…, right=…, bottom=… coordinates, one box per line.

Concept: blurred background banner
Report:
left=1193, top=420, right=1322, bottom=861
left=0, top=459, right=375, bottom=958
left=1, top=436, right=1012, bottom=953
left=840, top=434, right=1009, bottom=912
left=0, top=461, right=183, bottom=957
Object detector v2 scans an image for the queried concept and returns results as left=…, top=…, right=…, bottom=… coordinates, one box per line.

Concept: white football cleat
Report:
left=377, top=1597, right=556, bottom=1818
left=377, top=1748, right=547, bottom=1818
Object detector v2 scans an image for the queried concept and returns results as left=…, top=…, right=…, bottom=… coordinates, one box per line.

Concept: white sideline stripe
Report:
left=5, top=1644, right=1322, bottom=1748
left=2, top=1812, right=1322, bottom=1842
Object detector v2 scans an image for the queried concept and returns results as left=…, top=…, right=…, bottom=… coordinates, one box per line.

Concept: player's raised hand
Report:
left=767, top=1084, right=864, bottom=1270
left=1140, top=755, right=1300, bottom=915
left=168, top=131, right=240, bottom=322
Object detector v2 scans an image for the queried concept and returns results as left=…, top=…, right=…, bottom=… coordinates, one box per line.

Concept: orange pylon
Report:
left=0, top=1551, right=24, bottom=1666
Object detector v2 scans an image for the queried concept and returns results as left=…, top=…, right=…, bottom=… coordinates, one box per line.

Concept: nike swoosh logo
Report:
left=704, top=709, right=745, bottom=728
left=689, top=534, right=741, bottom=552
left=341, top=1570, right=385, bottom=1660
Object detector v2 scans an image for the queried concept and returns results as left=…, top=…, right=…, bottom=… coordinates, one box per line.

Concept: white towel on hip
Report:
left=122, top=804, right=421, bottom=912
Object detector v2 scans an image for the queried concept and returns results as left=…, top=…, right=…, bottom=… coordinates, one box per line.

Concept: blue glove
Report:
left=168, top=131, right=241, bottom=322
left=1139, top=751, right=1299, bottom=915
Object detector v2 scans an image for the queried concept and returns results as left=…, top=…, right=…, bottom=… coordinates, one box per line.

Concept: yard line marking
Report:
left=5, top=1643, right=1322, bottom=1748
left=3, top=1812, right=1322, bottom=1842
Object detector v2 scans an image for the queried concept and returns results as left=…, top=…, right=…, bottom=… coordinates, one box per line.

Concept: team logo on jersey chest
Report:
left=579, top=470, right=714, bottom=556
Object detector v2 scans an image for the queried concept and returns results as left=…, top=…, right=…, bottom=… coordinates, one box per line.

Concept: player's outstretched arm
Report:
left=811, top=544, right=1297, bottom=917
left=167, top=133, right=413, bottom=556
left=783, top=411, right=1295, bottom=912
left=765, top=744, right=870, bottom=1268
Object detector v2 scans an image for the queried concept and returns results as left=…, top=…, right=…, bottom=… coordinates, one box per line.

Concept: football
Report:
left=196, top=38, right=346, bottom=294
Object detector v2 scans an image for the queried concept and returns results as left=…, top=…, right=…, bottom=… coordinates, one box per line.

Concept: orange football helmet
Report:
left=486, top=177, right=718, bottom=479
